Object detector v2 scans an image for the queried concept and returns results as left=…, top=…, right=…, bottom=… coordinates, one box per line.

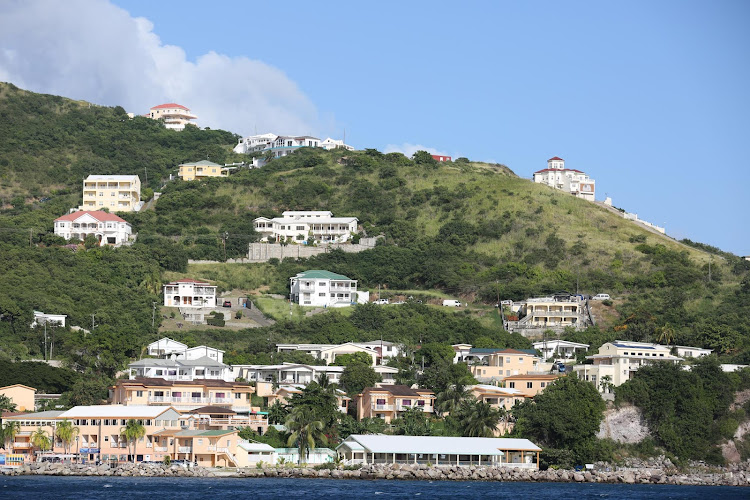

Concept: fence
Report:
left=247, top=240, right=377, bottom=262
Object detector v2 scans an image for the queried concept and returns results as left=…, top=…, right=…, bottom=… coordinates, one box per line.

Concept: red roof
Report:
left=55, top=211, right=127, bottom=223
left=534, top=168, right=585, bottom=174
left=150, top=103, right=189, bottom=111
left=548, top=156, right=564, bottom=161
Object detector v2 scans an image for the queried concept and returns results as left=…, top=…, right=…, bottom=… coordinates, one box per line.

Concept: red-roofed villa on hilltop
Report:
left=532, top=156, right=596, bottom=201
left=163, top=279, right=217, bottom=309
left=149, top=103, right=197, bottom=130
left=54, top=211, right=133, bottom=246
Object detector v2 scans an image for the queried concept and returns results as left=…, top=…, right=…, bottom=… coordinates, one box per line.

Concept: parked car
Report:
left=442, top=299, right=462, bottom=307
left=373, top=298, right=389, bottom=305
left=222, top=300, right=232, bottom=307
left=592, top=294, right=611, bottom=301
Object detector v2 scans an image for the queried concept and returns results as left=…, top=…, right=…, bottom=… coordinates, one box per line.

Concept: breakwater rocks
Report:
left=4, top=461, right=750, bottom=487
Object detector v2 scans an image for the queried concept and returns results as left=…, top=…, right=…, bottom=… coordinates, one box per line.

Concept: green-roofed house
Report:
left=290, top=270, right=363, bottom=308
left=178, top=160, right=231, bottom=181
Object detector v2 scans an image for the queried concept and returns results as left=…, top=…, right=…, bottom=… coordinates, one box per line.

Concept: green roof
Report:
left=296, top=270, right=352, bottom=280
left=180, top=160, right=223, bottom=167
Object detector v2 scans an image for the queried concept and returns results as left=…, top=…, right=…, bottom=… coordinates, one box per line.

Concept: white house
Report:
left=674, top=346, right=713, bottom=358
left=148, top=103, right=197, bottom=130
left=533, top=156, right=596, bottom=201
left=54, top=211, right=133, bottom=246
left=163, top=279, right=217, bottom=308
left=254, top=210, right=358, bottom=244
left=147, top=338, right=189, bottom=358
left=147, top=338, right=225, bottom=363
left=320, top=138, right=354, bottom=151
left=31, top=311, right=67, bottom=328
left=532, top=339, right=590, bottom=361
left=232, top=363, right=397, bottom=386
left=233, top=133, right=278, bottom=154
left=276, top=341, right=400, bottom=365
left=128, top=356, right=234, bottom=382
left=290, top=270, right=362, bottom=307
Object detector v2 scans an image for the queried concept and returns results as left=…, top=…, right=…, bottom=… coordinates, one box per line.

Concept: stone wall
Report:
left=247, top=241, right=376, bottom=262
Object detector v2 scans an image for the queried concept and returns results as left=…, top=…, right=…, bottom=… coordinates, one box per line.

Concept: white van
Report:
left=442, top=299, right=462, bottom=307
left=592, top=293, right=611, bottom=301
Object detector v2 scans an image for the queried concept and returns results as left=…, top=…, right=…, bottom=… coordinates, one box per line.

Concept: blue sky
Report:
left=1, top=1, right=748, bottom=254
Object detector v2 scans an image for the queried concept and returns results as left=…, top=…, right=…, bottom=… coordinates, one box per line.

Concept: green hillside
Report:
left=0, top=85, right=749, bottom=412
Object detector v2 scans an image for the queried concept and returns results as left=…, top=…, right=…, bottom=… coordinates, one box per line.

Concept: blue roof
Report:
left=613, top=343, right=655, bottom=349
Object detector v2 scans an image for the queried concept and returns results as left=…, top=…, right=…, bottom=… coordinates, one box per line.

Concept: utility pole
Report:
left=152, top=301, right=157, bottom=328
left=222, top=232, right=228, bottom=261
left=44, top=321, right=47, bottom=361
left=144, top=167, right=148, bottom=187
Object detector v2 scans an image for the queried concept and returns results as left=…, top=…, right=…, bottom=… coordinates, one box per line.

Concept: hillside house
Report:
left=81, top=174, right=142, bottom=212
left=289, top=270, right=360, bottom=307
left=470, top=349, right=542, bottom=383
left=148, top=103, right=197, bottom=130
left=110, top=378, right=253, bottom=412
left=532, top=339, right=590, bottom=361
left=320, top=137, right=354, bottom=151
left=431, top=155, right=452, bottom=162
left=253, top=210, right=358, bottom=243
left=31, top=311, right=67, bottom=328
left=533, top=157, right=596, bottom=201
left=54, top=211, right=133, bottom=246
left=357, top=385, right=435, bottom=423
left=505, top=294, right=591, bottom=335
left=503, top=373, right=565, bottom=397
left=0, top=384, right=37, bottom=412
left=163, top=279, right=217, bottom=308
left=178, top=160, right=230, bottom=181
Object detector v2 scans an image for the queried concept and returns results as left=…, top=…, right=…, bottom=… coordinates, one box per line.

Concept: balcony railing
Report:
left=178, top=447, right=192, bottom=453
left=154, top=446, right=168, bottom=453
left=12, top=442, right=31, bottom=448
left=374, top=404, right=394, bottom=411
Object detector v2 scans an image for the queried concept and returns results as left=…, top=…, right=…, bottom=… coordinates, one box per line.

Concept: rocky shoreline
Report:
left=3, top=461, right=749, bottom=487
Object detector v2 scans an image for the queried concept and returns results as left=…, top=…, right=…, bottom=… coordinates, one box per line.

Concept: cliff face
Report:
left=597, top=404, right=650, bottom=443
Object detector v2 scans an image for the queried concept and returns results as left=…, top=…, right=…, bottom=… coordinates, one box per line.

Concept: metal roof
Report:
left=294, top=270, right=353, bottom=281
left=338, top=435, right=541, bottom=454
left=59, top=405, right=172, bottom=419
left=239, top=441, right=275, bottom=453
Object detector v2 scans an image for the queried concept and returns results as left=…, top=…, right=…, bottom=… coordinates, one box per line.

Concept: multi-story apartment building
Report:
left=232, top=133, right=278, bottom=154
left=254, top=210, right=358, bottom=244
left=505, top=294, right=591, bottom=335
left=178, top=160, right=230, bottom=181
left=289, top=270, right=359, bottom=308
left=504, top=373, right=565, bottom=397
left=110, top=378, right=253, bottom=412
left=470, top=349, right=542, bottom=383
left=148, top=103, right=197, bottom=130
left=531, top=339, right=590, bottom=362
left=81, top=175, right=142, bottom=212
left=54, top=211, right=133, bottom=246
left=573, top=341, right=683, bottom=393
left=233, top=363, right=398, bottom=386
left=357, top=385, right=436, bottom=423
left=533, top=157, right=596, bottom=201
left=163, top=279, right=217, bottom=308
left=127, top=357, right=233, bottom=382
left=469, top=384, right=525, bottom=411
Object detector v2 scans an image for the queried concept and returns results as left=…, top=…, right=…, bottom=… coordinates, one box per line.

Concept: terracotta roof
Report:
left=548, top=156, right=564, bottom=161
left=151, top=103, right=189, bottom=110
left=55, top=211, right=128, bottom=223
left=116, top=377, right=250, bottom=389
left=533, top=168, right=585, bottom=174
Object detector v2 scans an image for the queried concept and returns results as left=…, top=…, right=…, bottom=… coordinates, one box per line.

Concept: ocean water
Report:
left=0, top=476, right=747, bottom=499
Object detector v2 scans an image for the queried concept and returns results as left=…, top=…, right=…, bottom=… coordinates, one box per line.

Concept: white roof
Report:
left=59, top=405, right=173, bottom=419
left=338, top=435, right=541, bottom=455
left=472, top=384, right=522, bottom=395
left=532, top=340, right=590, bottom=349
left=84, top=175, right=140, bottom=181
left=239, top=441, right=276, bottom=453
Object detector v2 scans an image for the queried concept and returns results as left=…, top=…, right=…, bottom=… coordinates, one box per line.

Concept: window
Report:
left=509, top=382, right=515, bottom=388
left=505, top=357, right=511, bottom=363
left=527, top=382, right=533, bottom=389
left=541, top=382, right=546, bottom=388
left=519, top=357, right=524, bottom=363
left=319, top=293, right=326, bottom=297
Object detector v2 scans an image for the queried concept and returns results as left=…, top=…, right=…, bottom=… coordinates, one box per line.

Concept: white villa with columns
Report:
left=533, top=157, right=596, bottom=201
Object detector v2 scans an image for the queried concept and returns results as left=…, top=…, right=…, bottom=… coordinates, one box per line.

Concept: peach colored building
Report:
left=266, top=385, right=350, bottom=414
left=0, top=384, right=37, bottom=412
left=503, top=373, right=564, bottom=397
left=469, top=384, right=526, bottom=411
left=357, top=385, right=435, bottom=423
left=471, top=349, right=541, bottom=383
left=110, top=378, right=253, bottom=412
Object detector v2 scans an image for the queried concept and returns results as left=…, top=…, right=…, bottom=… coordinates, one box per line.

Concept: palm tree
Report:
left=2, top=421, right=20, bottom=452
left=120, top=419, right=146, bottom=463
left=657, top=323, right=676, bottom=346
left=0, top=395, right=17, bottom=413
left=436, top=383, right=472, bottom=417
left=268, top=400, right=289, bottom=425
left=55, top=419, right=80, bottom=456
left=462, top=400, right=502, bottom=438
left=314, top=372, right=338, bottom=394
left=31, top=428, right=52, bottom=459
left=285, top=406, right=327, bottom=465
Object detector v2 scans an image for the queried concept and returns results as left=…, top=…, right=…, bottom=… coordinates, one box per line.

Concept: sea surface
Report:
left=0, top=476, right=747, bottom=499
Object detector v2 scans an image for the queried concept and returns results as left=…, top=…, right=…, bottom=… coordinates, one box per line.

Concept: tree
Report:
left=31, top=427, right=52, bottom=458
left=332, top=351, right=373, bottom=367
left=512, top=375, right=605, bottom=464
left=393, top=407, right=432, bottom=436
left=0, top=394, right=17, bottom=413
left=2, top=421, right=20, bottom=451
left=55, top=419, right=80, bottom=456
left=285, top=406, right=328, bottom=465
left=412, top=150, right=438, bottom=168
left=436, top=383, right=472, bottom=417
left=340, top=363, right=381, bottom=395
left=460, top=400, right=502, bottom=438
left=120, top=419, right=146, bottom=462
left=267, top=400, right=289, bottom=425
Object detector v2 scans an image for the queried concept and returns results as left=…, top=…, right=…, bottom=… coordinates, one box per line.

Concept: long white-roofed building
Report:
left=254, top=210, right=358, bottom=244
left=337, top=435, right=542, bottom=468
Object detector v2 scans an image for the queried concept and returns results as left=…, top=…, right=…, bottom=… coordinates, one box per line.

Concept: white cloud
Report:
left=0, top=0, right=320, bottom=136
left=383, top=142, right=453, bottom=158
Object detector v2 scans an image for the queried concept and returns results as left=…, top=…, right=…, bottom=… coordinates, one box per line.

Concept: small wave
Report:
left=102, top=484, right=112, bottom=488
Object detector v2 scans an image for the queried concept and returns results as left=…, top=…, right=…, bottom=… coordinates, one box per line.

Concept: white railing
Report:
left=374, top=404, right=394, bottom=411
left=178, top=447, right=192, bottom=453
left=211, top=397, right=233, bottom=404
left=154, top=446, right=168, bottom=452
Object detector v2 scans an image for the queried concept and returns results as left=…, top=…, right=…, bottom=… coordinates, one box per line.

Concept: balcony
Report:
left=211, top=397, right=233, bottom=405
left=12, top=442, right=31, bottom=448
left=178, top=447, right=192, bottom=453
left=374, top=404, right=394, bottom=411
left=154, top=446, right=168, bottom=453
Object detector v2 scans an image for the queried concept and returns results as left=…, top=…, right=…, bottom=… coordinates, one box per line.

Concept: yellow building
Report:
left=0, top=384, right=37, bottom=412
left=504, top=373, right=564, bottom=397
left=81, top=174, right=141, bottom=212
left=357, top=385, right=435, bottom=423
left=469, top=384, right=526, bottom=411
left=110, top=378, right=254, bottom=413
left=470, top=349, right=541, bottom=383
left=178, top=160, right=230, bottom=181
